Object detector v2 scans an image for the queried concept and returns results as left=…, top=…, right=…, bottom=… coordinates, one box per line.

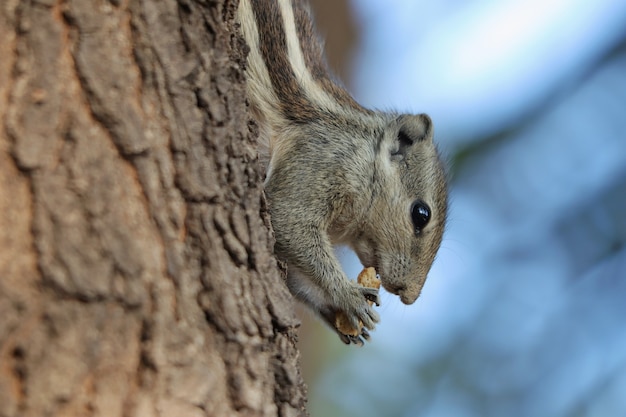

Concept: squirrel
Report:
left=237, top=0, right=448, bottom=345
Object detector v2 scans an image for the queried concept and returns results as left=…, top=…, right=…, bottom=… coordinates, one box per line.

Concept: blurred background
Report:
left=300, top=0, right=626, bottom=416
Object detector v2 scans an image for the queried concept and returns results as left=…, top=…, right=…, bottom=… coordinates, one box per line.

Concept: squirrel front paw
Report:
left=350, top=283, right=381, bottom=328
left=333, top=270, right=381, bottom=345
left=332, top=287, right=379, bottom=345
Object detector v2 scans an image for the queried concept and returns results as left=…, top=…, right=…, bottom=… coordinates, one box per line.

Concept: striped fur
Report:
left=238, top=0, right=362, bottom=122
left=237, top=0, right=448, bottom=345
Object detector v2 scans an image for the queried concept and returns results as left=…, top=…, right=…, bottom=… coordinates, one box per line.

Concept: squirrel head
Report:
left=352, top=114, right=447, bottom=305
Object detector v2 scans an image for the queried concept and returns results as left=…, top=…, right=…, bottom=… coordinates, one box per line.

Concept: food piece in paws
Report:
left=335, top=267, right=381, bottom=337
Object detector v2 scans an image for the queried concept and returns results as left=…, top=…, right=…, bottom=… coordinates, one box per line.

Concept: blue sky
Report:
left=352, top=0, right=626, bottom=145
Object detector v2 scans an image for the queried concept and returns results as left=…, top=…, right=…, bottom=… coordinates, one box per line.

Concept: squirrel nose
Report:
left=397, top=285, right=421, bottom=305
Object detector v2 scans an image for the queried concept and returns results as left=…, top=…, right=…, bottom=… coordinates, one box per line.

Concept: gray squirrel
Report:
left=237, top=0, right=448, bottom=345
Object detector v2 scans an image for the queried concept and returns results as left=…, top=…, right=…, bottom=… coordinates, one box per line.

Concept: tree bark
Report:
left=0, top=0, right=307, bottom=416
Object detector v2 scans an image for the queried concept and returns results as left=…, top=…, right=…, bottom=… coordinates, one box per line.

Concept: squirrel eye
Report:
left=410, top=200, right=431, bottom=233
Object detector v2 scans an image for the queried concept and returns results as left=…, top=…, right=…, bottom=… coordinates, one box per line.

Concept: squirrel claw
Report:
left=351, top=335, right=365, bottom=346
left=362, top=289, right=381, bottom=306
left=339, top=333, right=365, bottom=346
left=338, top=333, right=351, bottom=344
left=365, top=294, right=380, bottom=307
left=360, top=328, right=370, bottom=341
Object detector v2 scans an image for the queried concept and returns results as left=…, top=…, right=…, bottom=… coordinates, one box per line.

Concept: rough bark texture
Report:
left=0, top=0, right=307, bottom=416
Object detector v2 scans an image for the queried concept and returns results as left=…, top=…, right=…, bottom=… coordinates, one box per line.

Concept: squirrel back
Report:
left=237, top=0, right=448, bottom=345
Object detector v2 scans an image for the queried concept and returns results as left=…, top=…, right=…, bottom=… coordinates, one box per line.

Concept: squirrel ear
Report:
left=399, top=114, right=433, bottom=143
left=391, top=114, right=433, bottom=160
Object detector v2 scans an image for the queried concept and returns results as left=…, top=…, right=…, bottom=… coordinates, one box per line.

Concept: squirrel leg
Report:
left=276, top=225, right=380, bottom=337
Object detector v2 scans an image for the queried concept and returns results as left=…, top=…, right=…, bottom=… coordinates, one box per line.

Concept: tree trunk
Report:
left=0, top=0, right=307, bottom=416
